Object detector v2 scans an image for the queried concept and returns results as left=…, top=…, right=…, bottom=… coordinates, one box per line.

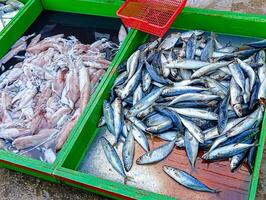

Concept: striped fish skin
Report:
left=155, top=131, right=179, bottom=141
left=165, top=60, right=210, bottom=70
left=127, top=50, right=140, bottom=80
left=230, top=152, right=247, bottom=172
left=169, top=107, right=218, bottom=121
left=128, top=87, right=164, bottom=117
left=228, top=63, right=245, bottom=93
left=221, top=127, right=259, bottom=147
left=145, top=114, right=171, bottom=127
left=136, top=139, right=176, bottom=165
left=202, top=143, right=255, bottom=161
left=118, top=66, right=142, bottom=100
left=163, top=166, right=218, bottom=193
left=113, top=98, right=123, bottom=144
left=154, top=106, right=185, bottom=133
left=230, top=139, right=253, bottom=172
left=226, top=107, right=263, bottom=138
left=247, top=145, right=257, bottom=174
left=185, top=33, right=197, bottom=60
left=133, top=84, right=144, bottom=106
left=142, top=68, right=152, bottom=92
left=201, top=36, right=214, bottom=62
left=162, top=86, right=207, bottom=97
left=204, top=118, right=245, bottom=141
left=185, top=130, right=199, bottom=168
left=101, top=137, right=127, bottom=178
left=122, top=130, right=135, bottom=172
left=218, top=92, right=230, bottom=134
left=179, top=116, right=204, bottom=144
left=146, top=120, right=173, bottom=134
left=169, top=93, right=219, bottom=105
left=245, top=39, right=266, bottom=48
left=103, top=100, right=114, bottom=134
left=146, top=60, right=172, bottom=85
left=237, top=58, right=256, bottom=91
left=230, top=78, right=243, bottom=117
left=191, top=61, right=232, bottom=79
left=203, top=77, right=228, bottom=97
left=249, top=75, right=260, bottom=110
left=131, top=124, right=150, bottom=152
left=128, top=116, right=148, bottom=133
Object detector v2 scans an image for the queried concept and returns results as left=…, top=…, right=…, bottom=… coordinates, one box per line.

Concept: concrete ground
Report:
left=1, top=1, right=266, bottom=200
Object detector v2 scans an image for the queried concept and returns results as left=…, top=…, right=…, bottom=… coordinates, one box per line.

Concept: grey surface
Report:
left=0, top=168, right=108, bottom=200
left=1, top=1, right=266, bottom=200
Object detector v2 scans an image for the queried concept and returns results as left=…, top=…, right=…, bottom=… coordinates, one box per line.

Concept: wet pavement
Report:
left=1, top=1, right=266, bottom=200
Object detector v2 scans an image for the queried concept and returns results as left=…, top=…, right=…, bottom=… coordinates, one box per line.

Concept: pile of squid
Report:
left=0, top=0, right=24, bottom=32
left=0, top=32, right=118, bottom=163
left=99, top=30, right=266, bottom=193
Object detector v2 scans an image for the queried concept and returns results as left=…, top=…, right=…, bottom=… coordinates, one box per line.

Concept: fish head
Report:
left=100, top=137, right=110, bottom=150
left=230, top=158, right=240, bottom=172
left=114, top=88, right=123, bottom=99
left=135, top=156, right=143, bottom=165
left=103, top=100, right=111, bottom=109
left=233, top=104, right=243, bottom=117
left=163, top=165, right=173, bottom=173
left=146, top=127, right=157, bottom=133
left=163, top=165, right=181, bottom=178
left=175, top=139, right=185, bottom=148
left=136, top=151, right=153, bottom=165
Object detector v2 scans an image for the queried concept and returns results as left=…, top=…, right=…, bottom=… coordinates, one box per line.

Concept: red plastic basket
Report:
left=117, top=0, right=187, bottom=37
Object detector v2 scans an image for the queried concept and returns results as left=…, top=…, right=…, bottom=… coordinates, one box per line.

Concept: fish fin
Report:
left=189, top=164, right=197, bottom=172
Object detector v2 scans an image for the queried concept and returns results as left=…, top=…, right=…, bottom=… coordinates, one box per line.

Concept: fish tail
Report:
left=112, top=142, right=119, bottom=148
left=146, top=131, right=154, bottom=140
left=253, top=143, right=260, bottom=148
left=249, top=100, right=259, bottom=111
left=124, top=176, right=134, bottom=185
left=213, top=189, right=222, bottom=194
left=247, top=165, right=254, bottom=175
left=259, top=98, right=266, bottom=106
left=202, top=152, right=209, bottom=160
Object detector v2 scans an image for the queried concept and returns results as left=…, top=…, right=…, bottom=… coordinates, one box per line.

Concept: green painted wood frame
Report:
left=54, top=7, right=266, bottom=200
left=0, top=0, right=129, bottom=183
left=0, top=0, right=42, bottom=62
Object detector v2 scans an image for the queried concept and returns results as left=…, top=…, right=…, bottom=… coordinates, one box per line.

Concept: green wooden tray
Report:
left=0, top=0, right=126, bottom=182
left=0, top=0, right=42, bottom=60
left=53, top=7, right=266, bottom=200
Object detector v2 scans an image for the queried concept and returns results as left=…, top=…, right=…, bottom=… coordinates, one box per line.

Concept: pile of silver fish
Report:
left=99, top=30, right=266, bottom=193
left=0, top=32, right=118, bottom=163
left=0, top=0, right=24, bottom=32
